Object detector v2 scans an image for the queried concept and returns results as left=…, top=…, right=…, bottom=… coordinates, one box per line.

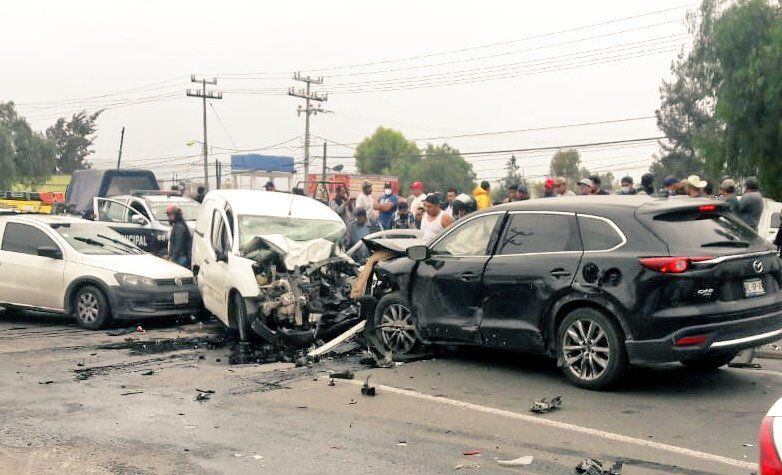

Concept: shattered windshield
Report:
left=51, top=223, right=143, bottom=255
left=238, top=214, right=345, bottom=248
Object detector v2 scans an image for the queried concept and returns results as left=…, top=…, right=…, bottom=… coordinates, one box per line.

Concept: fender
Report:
left=374, top=257, right=417, bottom=301
left=64, top=277, right=113, bottom=315
left=544, top=285, right=633, bottom=352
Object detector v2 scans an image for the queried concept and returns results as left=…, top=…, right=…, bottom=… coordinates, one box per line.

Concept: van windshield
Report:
left=51, top=223, right=143, bottom=255
left=238, top=215, right=345, bottom=248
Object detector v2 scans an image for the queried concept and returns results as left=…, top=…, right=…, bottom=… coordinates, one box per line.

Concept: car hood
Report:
left=243, top=234, right=344, bottom=269
left=78, top=253, right=193, bottom=279
left=363, top=237, right=429, bottom=256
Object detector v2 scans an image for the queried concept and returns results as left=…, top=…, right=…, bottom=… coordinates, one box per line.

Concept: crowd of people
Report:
left=325, top=172, right=773, bottom=252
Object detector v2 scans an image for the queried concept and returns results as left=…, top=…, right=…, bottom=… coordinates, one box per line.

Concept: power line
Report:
left=209, top=102, right=237, bottom=149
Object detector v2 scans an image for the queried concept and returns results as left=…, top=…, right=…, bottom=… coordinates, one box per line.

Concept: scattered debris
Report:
left=575, top=458, right=622, bottom=475
left=38, top=380, right=53, bottom=385
left=234, top=453, right=243, bottom=458
left=530, top=395, right=563, bottom=414
left=195, top=387, right=215, bottom=394
left=348, top=399, right=357, bottom=405
left=76, top=362, right=84, bottom=367
left=462, top=449, right=482, bottom=456
left=361, top=375, right=376, bottom=396
left=496, top=455, right=534, bottom=467
left=330, top=370, right=354, bottom=380
left=120, top=389, right=144, bottom=396
left=729, top=362, right=762, bottom=369
left=253, top=455, right=264, bottom=460
left=453, top=463, right=480, bottom=470
left=397, top=441, right=407, bottom=447
left=136, top=325, right=145, bottom=333
left=196, top=388, right=214, bottom=402
left=106, top=327, right=137, bottom=336
left=307, top=321, right=366, bottom=359
left=328, top=379, right=336, bottom=387
left=141, top=370, right=157, bottom=376
left=743, top=443, right=755, bottom=447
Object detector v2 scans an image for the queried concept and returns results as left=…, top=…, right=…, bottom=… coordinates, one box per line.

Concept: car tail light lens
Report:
left=639, top=256, right=713, bottom=273
left=699, top=205, right=717, bottom=212
left=760, top=416, right=782, bottom=474
left=674, top=335, right=708, bottom=347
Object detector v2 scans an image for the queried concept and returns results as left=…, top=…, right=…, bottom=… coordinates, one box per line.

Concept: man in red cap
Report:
left=543, top=178, right=556, bottom=198
left=409, top=181, right=425, bottom=217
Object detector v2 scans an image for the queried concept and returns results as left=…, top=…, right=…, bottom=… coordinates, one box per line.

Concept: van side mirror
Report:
left=407, top=245, right=430, bottom=261
left=37, top=246, right=62, bottom=260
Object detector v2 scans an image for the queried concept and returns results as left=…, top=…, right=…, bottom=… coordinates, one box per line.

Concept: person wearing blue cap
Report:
left=662, top=175, right=678, bottom=196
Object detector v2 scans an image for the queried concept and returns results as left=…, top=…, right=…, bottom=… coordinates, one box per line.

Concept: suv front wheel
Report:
left=367, top=292, right=422, bottom=358
left=558, top=308, right=628, bottom=390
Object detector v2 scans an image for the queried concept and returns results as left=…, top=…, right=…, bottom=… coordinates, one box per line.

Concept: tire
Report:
left=681, top=353, right=737, bottom=371
left=73, top=285, right=111, bottom=330
left=230, top=292, right=254, bottom=342
left=367, top=292, right=422, bottom=358
left=558, top=308, right=628, bottom=390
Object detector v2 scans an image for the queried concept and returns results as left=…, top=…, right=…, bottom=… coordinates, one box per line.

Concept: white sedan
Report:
left=0, top=214, right=200, bottom=329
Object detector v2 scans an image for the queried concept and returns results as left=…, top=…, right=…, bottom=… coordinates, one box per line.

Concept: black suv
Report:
left=365, top=195, right=782, bottom=389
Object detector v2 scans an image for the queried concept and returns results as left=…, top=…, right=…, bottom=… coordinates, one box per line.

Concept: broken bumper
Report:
left=625, top=308, right=782, bottom=364
left=107, top=285, right=201, bottom=320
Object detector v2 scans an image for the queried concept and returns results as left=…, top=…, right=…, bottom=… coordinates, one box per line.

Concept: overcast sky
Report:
left=3, top=0, right=694, bottom=187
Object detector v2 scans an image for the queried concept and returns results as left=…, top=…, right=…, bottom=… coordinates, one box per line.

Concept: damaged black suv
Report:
left=363, top=196, right=782, bottom=389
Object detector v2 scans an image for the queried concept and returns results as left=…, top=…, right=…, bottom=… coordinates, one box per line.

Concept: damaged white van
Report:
left=191, top=190, right=361, bottom=343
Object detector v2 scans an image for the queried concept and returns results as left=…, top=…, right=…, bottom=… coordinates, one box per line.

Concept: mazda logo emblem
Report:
left=752, top=260, right=764, bottom=274
left=174, top=277, right=182, bottom=286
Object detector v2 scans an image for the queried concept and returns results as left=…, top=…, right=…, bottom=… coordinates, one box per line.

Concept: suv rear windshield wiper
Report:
left=701, top=240, right=750, bottom=248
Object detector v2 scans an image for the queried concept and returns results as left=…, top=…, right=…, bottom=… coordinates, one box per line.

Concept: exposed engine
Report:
left=243, top=236, right=361, bottom=346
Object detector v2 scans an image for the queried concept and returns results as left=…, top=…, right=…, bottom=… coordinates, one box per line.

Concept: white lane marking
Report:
left=345, top=379, right=756, bottom=471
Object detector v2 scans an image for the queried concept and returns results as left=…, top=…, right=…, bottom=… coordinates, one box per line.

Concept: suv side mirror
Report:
left=37, top=246, right=62, bottom=260
left=407, top=245, right=430, bottom=261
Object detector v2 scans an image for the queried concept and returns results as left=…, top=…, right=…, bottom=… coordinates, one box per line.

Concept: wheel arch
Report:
left=64, top=278, right=113, bottom=316
left=546, top=294, right=632, bottom=353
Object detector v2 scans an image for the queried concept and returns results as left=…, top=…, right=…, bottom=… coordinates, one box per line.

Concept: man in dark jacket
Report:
left=737, top=177, right=763, bottom=230
left=166, top=205, right=192, bottom=268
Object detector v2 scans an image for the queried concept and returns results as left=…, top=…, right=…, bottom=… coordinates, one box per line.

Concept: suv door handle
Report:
left=549, top=268, right=571, bottom=277
left=459, top=272, right=480, bottom=282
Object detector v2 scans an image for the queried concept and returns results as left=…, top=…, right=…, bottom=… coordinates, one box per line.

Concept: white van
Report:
left=759, top=198, right=782, bottom=244
left=191, top=190, right=359, bottom=342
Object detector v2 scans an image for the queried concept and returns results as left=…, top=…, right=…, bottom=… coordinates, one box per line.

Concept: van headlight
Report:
left=115, top=273, right=157, bottom=287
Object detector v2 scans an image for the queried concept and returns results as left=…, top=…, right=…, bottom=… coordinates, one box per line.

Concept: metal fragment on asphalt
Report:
left=496, top=455, right=533, bottom=466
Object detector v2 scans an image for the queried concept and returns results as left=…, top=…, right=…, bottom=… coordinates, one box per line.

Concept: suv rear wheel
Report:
left=558, top=308, right=628, bottom=390
left=73, top=285, right=111, bottom=330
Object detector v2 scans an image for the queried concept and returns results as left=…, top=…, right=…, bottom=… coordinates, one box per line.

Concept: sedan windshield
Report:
left=149, top=201, right=200, bottom=222
left=51, top=223, right=143, bottom=255
left=238, top=215, right=345, bottom=248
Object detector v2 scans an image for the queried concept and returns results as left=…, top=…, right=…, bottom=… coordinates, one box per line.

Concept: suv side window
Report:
left=1, top=222, right=58, bottom=256
left=431, top=214, right=500, bottom=256
left=578, top=215, right=624, bottom=251
left=497, top=213, right=580, bottom=255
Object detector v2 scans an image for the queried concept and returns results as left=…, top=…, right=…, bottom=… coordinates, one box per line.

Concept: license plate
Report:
left=173, top=291, right=189, bottom=305
left=743, top=279, right=766, bottom=298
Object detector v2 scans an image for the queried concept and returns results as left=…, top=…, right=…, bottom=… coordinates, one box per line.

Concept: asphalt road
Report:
left=0, top=309, right=779, bottom=475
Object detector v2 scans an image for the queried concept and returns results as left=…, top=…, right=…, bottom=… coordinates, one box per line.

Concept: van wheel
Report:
left=73, top=286, right=111, bottom=330
left=558, top=308, right=627, bottom=390
left=367, top=292, right=422, bottom=357
left=680, top=353, right=737, bottom=371
left=230, top=292, right=254, bottom=342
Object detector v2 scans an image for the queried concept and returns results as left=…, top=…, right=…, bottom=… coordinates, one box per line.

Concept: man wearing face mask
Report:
left=374, top=181, right=399, bottom=230
left=166, top=204, right=192, bottom=268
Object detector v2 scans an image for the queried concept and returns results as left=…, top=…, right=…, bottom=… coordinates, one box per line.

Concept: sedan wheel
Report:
left=73, top=285, right=111, bottom=330
left=562, top=319, right=611, bottom=382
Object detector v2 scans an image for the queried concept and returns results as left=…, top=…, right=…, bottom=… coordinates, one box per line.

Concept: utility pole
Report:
left=321, top=142, right=328, bottom=200
left=215, top=160, right=222, bottom=189
left=187, top=75, right=222, bottom=192
left=116, top=126, right=125, bottom=169
left=288, top=73, right=327, bottom=181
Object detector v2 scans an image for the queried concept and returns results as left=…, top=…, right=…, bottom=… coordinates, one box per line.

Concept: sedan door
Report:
left=0, top=221, right=66, bottom=310
left=480, top=212, right=583, bottom=351
left=93, top=197, right=166, bottom=255
left=412, top=212, right=505, bottom=344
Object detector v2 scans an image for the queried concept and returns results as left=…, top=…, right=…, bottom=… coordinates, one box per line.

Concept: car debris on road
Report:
left=361, top=375, right=376, bottom=396
left=495, top=455, right=534, bottom=467
left=530, top=395, right=563, bottom=414
left=575, top=458, right=622, bottom=475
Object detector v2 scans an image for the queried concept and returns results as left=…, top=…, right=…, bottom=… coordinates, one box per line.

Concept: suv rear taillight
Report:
left=639, top=256, right=714, bottom=274
left=760, top=416, right=782, bottom=474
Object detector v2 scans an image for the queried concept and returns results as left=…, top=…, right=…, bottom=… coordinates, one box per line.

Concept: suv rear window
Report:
left=651, top=210, right=765, bottom=251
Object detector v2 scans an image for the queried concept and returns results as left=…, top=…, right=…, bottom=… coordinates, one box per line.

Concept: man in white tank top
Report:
left=421, top=194, right=453, bottom=240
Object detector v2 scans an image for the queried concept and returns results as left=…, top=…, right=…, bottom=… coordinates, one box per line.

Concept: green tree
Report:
left=549, top=149, right=584, bottom=181
left=0, top=102, right=56, bottom=189
left=46, top=110, right=102, bottom=173
left=413, top=143, right=476, bottom=195
left=355, top=127, right=419, bottom=177
left=652, top=0, right=782, bottom=198
left=492, top=154, right=523, bottom=202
